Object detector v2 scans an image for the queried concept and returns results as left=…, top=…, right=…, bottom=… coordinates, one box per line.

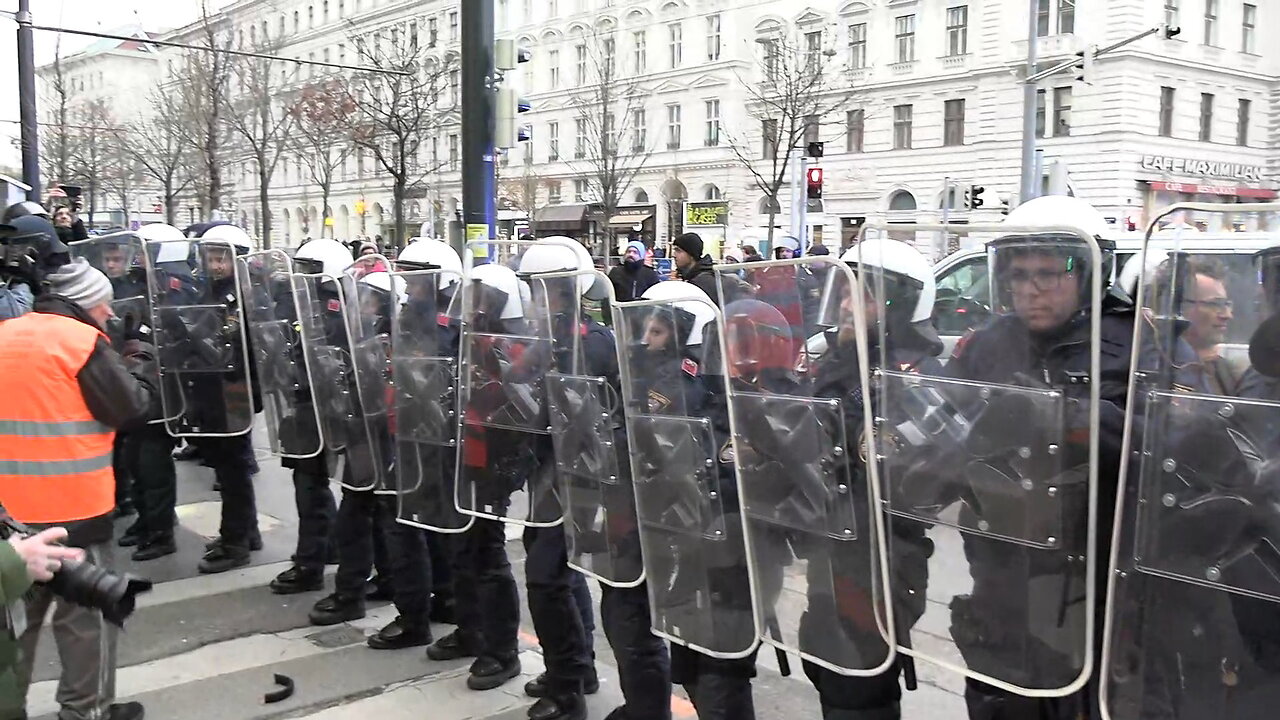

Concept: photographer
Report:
left=0, top=258, right=157, bottom=720
left=0, top=212, right=68, bottom=321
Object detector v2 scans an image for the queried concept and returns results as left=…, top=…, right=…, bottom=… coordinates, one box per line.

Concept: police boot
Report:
left=426, top=629, right=480, bottom=661
left=132, top=533, right=176, bottom=562
left=527, top=693, right=587, bottom=720
left=198, top=544, right=250, bottom=574
left=270, top=566, right=325, bottom=595
left=118, top=521, right=144, bottom=547
left=367, top=616, right=433, bottom=650
left=686, top=674, right=755, bottom=720
left=525, top=669, right=600, bottom=697
left=822, top=704, right=901, bottom=720
left=308, top=593, right=366, bottom=626
left=465, top=654, right=521, bottom=691
left=205, top=531, right=263, bottom=553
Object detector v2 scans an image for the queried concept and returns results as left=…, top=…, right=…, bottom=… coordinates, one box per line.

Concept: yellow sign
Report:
left=467, top=224, right=490, bottom=257
left=323, top=217, right=334, bottom=227
left=354, top=200, right=366, bottom=215
left=685, top=201, right=729, bottom=227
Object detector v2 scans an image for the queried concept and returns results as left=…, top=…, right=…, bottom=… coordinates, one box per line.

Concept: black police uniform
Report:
left=802, top=326, right=941, bottom=720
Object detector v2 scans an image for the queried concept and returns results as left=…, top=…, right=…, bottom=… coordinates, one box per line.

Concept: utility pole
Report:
left=939, top=176, right=952, bottom=261
left=460, top=0, right=495, bottom=259
left=17, top=0, right=41, bottom=200
left=788, top=147, right=806, bottom=247
left=1017, top=0, right=1039, bottom=205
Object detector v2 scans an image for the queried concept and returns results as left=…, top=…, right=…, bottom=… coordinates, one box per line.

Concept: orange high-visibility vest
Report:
left=0, top=312, right=115, bottom=524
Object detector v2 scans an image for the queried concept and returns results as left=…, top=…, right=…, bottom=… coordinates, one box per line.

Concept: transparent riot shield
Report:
left=613, top=288, right=757, bottom=658
left=1102, top=203, right=1280, bottom=720
left=539, top=266, right=638, bottom=587
left=146, top=238, right=255, bottom=437
left=712, top=257, right=896, bottom=675
left=291, top=263, right=379, bottom=491
left=453, top=240, right=559, bottom=528
left=389, top=261, right=470, bottom=533
left=340, top=255, right=396, bottom=492
left=238, top=250, right=322, bottom=459
left=70, top=233, right=179, bottom=426
left=861, top=222, right=1105, bottom=695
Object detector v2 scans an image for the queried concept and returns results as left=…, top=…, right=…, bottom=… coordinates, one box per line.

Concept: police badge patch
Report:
left=719, top=438, right=735, bottom=464
left=647, top=389, right=671, bottom=413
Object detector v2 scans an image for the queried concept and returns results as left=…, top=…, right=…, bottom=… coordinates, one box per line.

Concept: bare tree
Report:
left=39, top=38, right=74, bottom=188
left=173, top=1, right=235, bottom=217
left=498, top=157, right=548, bottom=238
left=124, top=89, right=194, bottom=225
left=289, top=79, right=355, bottom=239
left=225, top=32, right=295, bottom=247
left=724, top=30, right=858, bottom=247
left=565, top=23, right=651, bottom=257
left=68, top=99, right=118, bottom=225
left=338, top=28, right=457, bottom=248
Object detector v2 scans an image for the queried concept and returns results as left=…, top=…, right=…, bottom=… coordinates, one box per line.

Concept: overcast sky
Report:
left=0, top=0, right=223, bottom=171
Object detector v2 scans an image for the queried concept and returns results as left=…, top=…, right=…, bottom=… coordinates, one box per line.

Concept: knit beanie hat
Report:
left=47, top=257, right=113, bottom=310
left=625, top=240, right=646, bottom=260
left=673, top=233, right=704, bottom=259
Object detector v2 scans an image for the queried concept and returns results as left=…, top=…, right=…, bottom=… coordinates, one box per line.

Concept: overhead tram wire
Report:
left=25, top=24, right=412, bottom=77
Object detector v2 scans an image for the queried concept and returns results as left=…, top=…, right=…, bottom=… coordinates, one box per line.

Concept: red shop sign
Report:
left=1146, top=180, right=1278, bottom=199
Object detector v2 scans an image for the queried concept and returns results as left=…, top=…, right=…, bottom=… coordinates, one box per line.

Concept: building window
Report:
left=1037, top=0, right=1051, bottom=36
left=1242, top=3, right=1256, bottom=53
left=895, top=15, right=916, bottom=63
left=548, top=182, right=562, bottom=204
left=845, top=110, right=863, bottom=152
left=946, top=6, right=968, bottom=56
left=575, top=118, right=588, bottom=158
left=893, top=104, right=913, bottom=149
left=603, top=36, right=616, bottom=77
left=667, top=103, right=681, bottom=150
left=847, top=24, right=867, bottom=69
left=428, top=18, right=438, bottom=46
left=603, top=112, right=616, bottom=154
left=1054, top=86, right=1073, bottom=136
left=449, top=69, right=460, bottom=103
left=1164, top=0, right=1178, bottom=27
left=762, top=119, right=778, bottom=158
left=574, top=179, right=589, bottom=203
left=668, top=23, right=682, bottom=68
left=705, top=99, right=721, bottom=146
left=1199, top=92, right=1214, bottom=141
left=549, top=49, right=560, bottom=89
left=804, top=30, right=823, bottom=72
left=409, top=21, right=418, bottom=48
left=293, top=10, right=300, bottom=32
left=1203, top=0, right=1217, bottom=45
left=707, top=14, right=721, bottom=61
left=323, top=0, right=329, bottom=22
left=944, top=99, right=966, bottom=146
left=308, top=5, right=314, bottom=28
left=576, top=44, right=587, bottom=84
left=1159, top=86, right=1175, bottom=136
left=632, top=108, right=647, bottom=152
left=548, top=122, right=560, bottom=161
left=1235, top=98, right=1251, bottom=145
left=1058, top=0, right=1075, bottom=33
left=633, top=31, right=647, bottom=73
left=763, top=39, right=780, bottom=81
left=448, top=134, right=459, bottom=170
left=1035, top=89, right=1047, bottom=138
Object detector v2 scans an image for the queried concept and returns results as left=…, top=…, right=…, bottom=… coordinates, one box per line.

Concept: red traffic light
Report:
left=806, top=167, right=823, bottom=199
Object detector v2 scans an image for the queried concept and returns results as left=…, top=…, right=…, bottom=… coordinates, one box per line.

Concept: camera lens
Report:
left=46, top=559, right=153, bottom=627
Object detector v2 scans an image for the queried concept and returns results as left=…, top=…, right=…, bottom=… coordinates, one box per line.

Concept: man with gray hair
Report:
left=0, top=257, right=159, bottom=720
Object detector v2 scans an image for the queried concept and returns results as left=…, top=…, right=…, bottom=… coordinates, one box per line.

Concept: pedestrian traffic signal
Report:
left=969, top=185, right=985, bottom=209
left=496, top=88, right=532, bottom=148
left=1073, top=46, right=1095, bottom=85
left=806, top=167, right=824, bottom=199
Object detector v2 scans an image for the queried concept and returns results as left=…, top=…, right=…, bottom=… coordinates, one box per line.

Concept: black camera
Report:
left=0, top=506, right=152, bottom=627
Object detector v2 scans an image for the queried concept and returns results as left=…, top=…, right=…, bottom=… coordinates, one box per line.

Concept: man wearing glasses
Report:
left=1149, top=257, right=1242, bottom=395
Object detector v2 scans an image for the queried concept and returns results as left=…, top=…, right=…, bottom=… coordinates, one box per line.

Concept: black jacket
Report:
left=677, top=255, right=750, bottom=308
left=28, top=295, right=159, bottom=546
left=607, top=262, right=661, bottom=303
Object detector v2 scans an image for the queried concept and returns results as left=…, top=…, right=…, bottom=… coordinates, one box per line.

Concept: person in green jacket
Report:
left=1, top=527, right=83, bottom=718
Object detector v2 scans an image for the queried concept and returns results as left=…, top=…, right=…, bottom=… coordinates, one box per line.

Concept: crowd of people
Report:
left=0, top=194, right=1276, bottom=720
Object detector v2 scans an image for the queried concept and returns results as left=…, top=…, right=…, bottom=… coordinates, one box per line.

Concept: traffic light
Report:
left=806, top=167, right=824, bottom=200
left=494, top=39, right=532, bottom=71
left=496, top=88, right=532, bottom=148
left=1072, top=46, right=1095, bottom=85
left=806, top=141, right=824, bottom=159
left=969, top=185, right=985, bottom=209
left=1161, top=24, right=1182, bottom=39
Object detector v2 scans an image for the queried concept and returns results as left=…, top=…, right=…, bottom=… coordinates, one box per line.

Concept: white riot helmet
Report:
left=517, top=235, right=604, bottom=299
left=639, top=280, right=716, bottom=347
left=774, top=234, right=801, bottom=259
left=465, top=263, right=525, bottom=320
left=137, top=223, right=185, bottom=243
left=1118, top=222, right=1203, bottom=298
left=359, top=270, right=407, bottom=306
left=295, top=238, right=355, bottom=278
left=138, top=223, right=191, bottom=264
left=843, top=238, right=936, bottom=324
left=397, top=238, right=463, bottom=290
left=989, top=195, right=1117, bottom=310
left=197, top=223, right=254, bottom=252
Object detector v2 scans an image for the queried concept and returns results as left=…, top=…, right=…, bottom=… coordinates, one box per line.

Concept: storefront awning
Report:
left=608, top=209, right=654, bottom=227
left=535, top=204, right=589, bottom=226
left=1145, top=180, right=1277, bottom=200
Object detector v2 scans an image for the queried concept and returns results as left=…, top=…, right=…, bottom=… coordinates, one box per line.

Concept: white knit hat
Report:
left=47, top=257, right=114, bottom=310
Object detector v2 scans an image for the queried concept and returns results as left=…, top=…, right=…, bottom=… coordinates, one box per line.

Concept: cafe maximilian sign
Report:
left=1141, top=154, right=1265, bottom=182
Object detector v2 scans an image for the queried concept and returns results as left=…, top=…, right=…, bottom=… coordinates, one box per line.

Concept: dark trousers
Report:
left=112, top=435, right=131, bottom=510
left=964, top=679, right=1093, bottom=720
left=601, top=583, right=671, bottom=720
left=290, top=458, right=337, bottom=572
left=570, top=569, right=596, bottom=660
left=125, top=425, right=177, bottom=540
left=672, top=645, right=758, bottom=720
left=377, top=494, right=434, bottom=627
left=452, top=518, right=520, bottom=661
left=195, top=434, right=257, bottom=552
left=522, top=525, right=590, bottom=695
left=804, top=659, right=903, bottom=720
left=425, top=530, right=454, bottom=605
left=333, top=488, right=394, bottom=599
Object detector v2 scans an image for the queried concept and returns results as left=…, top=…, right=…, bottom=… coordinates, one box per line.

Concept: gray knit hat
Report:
left=47, top=257, right=113, bottom=310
